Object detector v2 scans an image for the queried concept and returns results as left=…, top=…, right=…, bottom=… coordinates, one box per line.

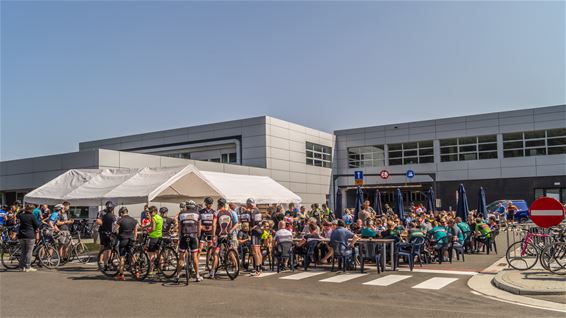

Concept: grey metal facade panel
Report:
left=501, top=166, right=537, bottom=178
left=534, top=120, right=566, bottom=130
left=536, top=164, right=566, bottom=177
left=533, top=105, right=565, bottom=114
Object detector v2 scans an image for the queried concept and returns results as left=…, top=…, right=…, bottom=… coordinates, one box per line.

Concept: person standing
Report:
left=17, top=205, right=40, bottom=272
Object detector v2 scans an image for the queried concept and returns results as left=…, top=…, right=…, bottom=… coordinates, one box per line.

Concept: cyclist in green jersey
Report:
left=147, top=206, right=163, bottom=275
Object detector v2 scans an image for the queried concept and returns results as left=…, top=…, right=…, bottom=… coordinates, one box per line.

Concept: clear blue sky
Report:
left=1, top=1, right=564, bottom=161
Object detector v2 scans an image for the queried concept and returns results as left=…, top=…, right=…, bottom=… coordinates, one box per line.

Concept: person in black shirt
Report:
left=96, top=201, right=117, bottom=251
left=159, top=207, right=175, bottom=240
left=17, top=204, right=40, bottom=272
left=115, top=207, right=139, bottom=280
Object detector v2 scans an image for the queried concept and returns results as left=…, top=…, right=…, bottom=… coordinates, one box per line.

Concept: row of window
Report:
left=346, top=128, right=566, bottom=168
left=306, top=142, right=332, bottom=168
left=165, top=152, right=237, bottom=163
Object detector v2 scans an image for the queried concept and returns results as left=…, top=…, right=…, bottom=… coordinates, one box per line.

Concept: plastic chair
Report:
left=274, top=242, right=295, bottom=273
left=449, top=239, right=466, bottom=262
left=359, top=241, right=383, bottom=274
left=302, top=239, right=320, bottom=271
left=396, top=237, right=425, bottom=271
left=330, top=240, right=354, bottom=273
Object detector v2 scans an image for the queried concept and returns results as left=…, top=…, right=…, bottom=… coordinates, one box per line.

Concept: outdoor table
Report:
left=292, top=237, right=396, bottom=271
left=357, top=238, right=396, bottom=272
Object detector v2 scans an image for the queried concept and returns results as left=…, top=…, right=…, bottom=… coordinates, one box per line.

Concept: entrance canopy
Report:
left=24, top=165, right=301, bottom=206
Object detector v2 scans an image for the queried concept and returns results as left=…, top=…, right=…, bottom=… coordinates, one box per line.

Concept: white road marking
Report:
left=362, top=275, right=412, bottom=286
left=412, top=277, right=458, bottom=290
left=280, top=271, right=326, bottom=280
left=319, top=273, right=368, bottom=283
left=254, top=272, right=278, bottom=278
left=398, top=268, right=478, bottom=276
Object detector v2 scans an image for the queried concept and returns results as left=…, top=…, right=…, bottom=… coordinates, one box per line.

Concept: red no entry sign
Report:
left=379, top=170, right=390, bottom=179
left=529, top=197, right=565, bottom=228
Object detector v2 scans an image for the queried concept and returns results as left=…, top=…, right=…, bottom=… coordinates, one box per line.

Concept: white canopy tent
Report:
left=24, top=165, right=302, bottom=206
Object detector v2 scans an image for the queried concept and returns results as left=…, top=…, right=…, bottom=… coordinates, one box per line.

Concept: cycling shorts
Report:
left=251, top=230, right=263, bottom=246
left=118, top=238, right=133, bottom=257
left=147, top=238, right=161, bottom=252
left=199, top=232, right=214, bottom=245
left=179, top=235, right=199, bottom=253
left=100, top=232, right=113, bottom=249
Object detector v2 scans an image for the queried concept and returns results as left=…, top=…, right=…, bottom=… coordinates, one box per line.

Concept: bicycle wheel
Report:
left=38, top=244, right=61, bottom=269
left=185, top=253, right=191, bottom=286
left=546, top=243, right=566, bottom=275
left=75, top=243, right=91, bottom=264
left=1, top=244, right=21, bottom=269
left=224, top=248, right=240, bottom=280
left=205, top=248, right=214, bottom=272
left=506, top=241, right=538, bottom=270
left=158, top=247, right=179, bottom=279
left=97, top=248, right=119, bottom=277
left=130, top=249, right=150, bottom=281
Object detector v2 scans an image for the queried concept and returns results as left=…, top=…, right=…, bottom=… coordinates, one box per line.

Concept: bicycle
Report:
left=177, top=236, right=198, bottom=286
left=540, top=229, right=566, bottom=275
left=505, top=227, right=553, bottom=270
left=63, top=230, right=91, bottom=264
left=97, top=236, right=150, bottom=281
left=153, top=237, right=179, bottom=279
left=211, top=236, right=239, bottom=280
left=2, top=227, right=61, bottom=269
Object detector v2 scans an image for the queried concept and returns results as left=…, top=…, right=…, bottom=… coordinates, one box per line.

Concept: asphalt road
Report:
left=1, top=238, right=562, bottom=318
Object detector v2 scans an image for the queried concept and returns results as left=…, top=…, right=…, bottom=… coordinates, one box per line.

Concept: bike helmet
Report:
left=159, top=207, right=168, bottom=214
left=54, top=204, right=64, bottom=211
left=246, top=198, right=255, bottom=205
left=186, top=200, right=197, bottom=209
left=217, top=198, right=227, bottom=206
left=179, top=202, right=186, bottom=209
left=204, top=197, right=214, bottom=205
left=105, top=201, right=116, bottom=209
left=118, top=207, right=128, bottom=215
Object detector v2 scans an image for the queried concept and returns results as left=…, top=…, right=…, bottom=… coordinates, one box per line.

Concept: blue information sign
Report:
left=354, top=171, right=364, bottom=180
left=406, top=169, right=415, bottom=179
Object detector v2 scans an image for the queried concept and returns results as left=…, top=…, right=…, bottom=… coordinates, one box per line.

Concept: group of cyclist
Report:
left=0, top=201, right=82, bottom=271
left=95, top=196, right=272, bottom=282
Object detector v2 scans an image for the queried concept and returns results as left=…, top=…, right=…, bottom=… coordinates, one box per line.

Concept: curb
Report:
left=493, top=271, right=566, bottom=295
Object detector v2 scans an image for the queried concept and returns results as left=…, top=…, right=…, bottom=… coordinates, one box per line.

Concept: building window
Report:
left=221, top=152, right=238, bottom=164
left=347, top=145, right=385, bottom=168
left=388, top=140, right=434, bottom=165
left=440, top=135, right=497, bottom=162
left=306, top=142, right=332, bottom=168
left=503, top=128, right=566, bottom=158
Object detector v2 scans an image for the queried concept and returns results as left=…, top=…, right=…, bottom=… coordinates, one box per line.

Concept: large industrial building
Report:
left=1, top=105, right=564, bottom=218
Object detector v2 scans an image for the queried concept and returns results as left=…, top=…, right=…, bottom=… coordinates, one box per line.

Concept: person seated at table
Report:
left=318, top=221, right=335, bottom=264
left=407, top=222, right=425, bottom=242
left=342, top=209, right=353, bottom=227
left=474, top=217, right=492, bottom=253
left=487, top=216, right=499, bottom=231
left=273, top=220, right=294, bottom=269
left=428, top=220, right=449, bottom=261
left=447, top=219, right=464, bottom=247
left=360, top=220, right=377, bottom=239
left=380, top=221, right=400, bottom=243
left=329, top=220, right=360, bottom=268
left=350, top=219, right=363, bottom=235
